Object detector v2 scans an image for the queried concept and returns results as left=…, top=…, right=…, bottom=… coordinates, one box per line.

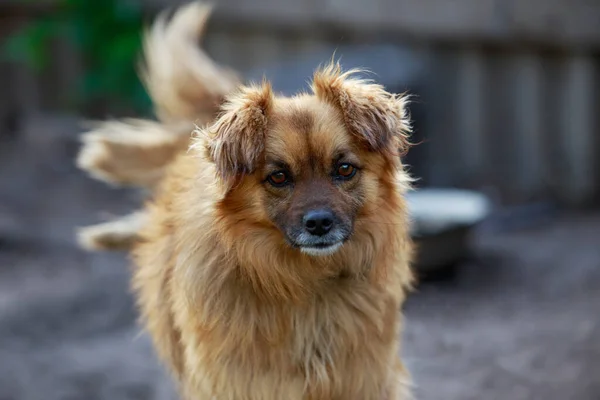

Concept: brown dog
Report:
left=77, top=2, right=415, bottom=399
left=132, top=68, right=414, bottom=399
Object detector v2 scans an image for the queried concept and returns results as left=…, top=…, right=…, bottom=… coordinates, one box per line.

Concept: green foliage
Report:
left=3, top=0, right=152, bottom=115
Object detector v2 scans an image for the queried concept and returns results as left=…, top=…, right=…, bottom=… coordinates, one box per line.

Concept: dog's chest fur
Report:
left=173, top=271, right=402, bottom=400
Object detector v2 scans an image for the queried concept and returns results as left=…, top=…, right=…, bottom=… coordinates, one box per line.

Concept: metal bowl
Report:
left=406, top=188, right=491, bottom=273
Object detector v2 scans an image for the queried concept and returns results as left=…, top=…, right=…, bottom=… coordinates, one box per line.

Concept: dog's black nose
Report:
left=303, top=210, right=334, bottom=236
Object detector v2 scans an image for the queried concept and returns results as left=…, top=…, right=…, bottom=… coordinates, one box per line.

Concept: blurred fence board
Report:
left=455, top=48, right=485, bottom=185
left=558, top=55, right=598, bottom=204
left=511, top=54, right=543, bottom=196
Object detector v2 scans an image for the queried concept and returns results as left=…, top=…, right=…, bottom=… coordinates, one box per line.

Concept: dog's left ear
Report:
left=311, top=62, right=411, bottom=154
left=198, top=81, right=274, bottom=190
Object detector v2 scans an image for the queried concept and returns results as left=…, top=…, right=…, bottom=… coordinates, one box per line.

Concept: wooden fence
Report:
left=1, top=0, right=599, bottom=206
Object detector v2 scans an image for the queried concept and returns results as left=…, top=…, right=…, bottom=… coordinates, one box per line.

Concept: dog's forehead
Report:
left=265, top=96, right=352, bottom=166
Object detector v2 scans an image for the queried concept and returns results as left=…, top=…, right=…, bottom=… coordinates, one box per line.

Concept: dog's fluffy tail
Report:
left=76, top=2, right=240, bottom=251
left=76, top=119, right=192, bottom=188
left=140, top=1, right=240, bottom=124
left=77, top=211, right=148, bottom=251
left=78, top=2, right=240, bottom=188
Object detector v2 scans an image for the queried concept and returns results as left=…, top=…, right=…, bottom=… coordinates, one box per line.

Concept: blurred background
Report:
left=0, top=0, right=599, bottom=399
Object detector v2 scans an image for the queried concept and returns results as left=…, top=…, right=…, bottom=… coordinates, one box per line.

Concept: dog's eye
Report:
left=267, top=171, right=290, bottom=187
left=336, top=163, right=357, bottom=179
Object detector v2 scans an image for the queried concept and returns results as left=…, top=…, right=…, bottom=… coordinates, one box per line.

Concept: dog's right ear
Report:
left=197, top=81, right=274, bottom=191
left=311, top=61, right=411, bottom=155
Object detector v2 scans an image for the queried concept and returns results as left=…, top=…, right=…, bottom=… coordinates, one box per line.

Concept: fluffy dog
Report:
left=77, top=2, right=415, bottom=399
left=133, top=71, right=414, bottom=399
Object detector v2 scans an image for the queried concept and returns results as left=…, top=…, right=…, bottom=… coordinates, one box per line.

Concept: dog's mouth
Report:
left=299, top=241, right=344, bottom=257
left=286, top=228, right=350, bottom=257
left=289, top=235, right=349, bottom=257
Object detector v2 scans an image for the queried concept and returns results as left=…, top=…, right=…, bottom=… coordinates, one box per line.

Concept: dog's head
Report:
left=200, top=63, right=411, bottom=258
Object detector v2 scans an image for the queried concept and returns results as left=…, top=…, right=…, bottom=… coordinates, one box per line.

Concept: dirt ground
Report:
left=1, top=115, right=599, bottom=400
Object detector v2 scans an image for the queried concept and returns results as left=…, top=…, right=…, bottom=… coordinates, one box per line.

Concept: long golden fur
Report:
left=76, top=2, right=415, bottom=399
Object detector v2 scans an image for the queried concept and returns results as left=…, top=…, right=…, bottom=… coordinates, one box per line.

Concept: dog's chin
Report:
left=300, top=242, right=343, bottom=257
